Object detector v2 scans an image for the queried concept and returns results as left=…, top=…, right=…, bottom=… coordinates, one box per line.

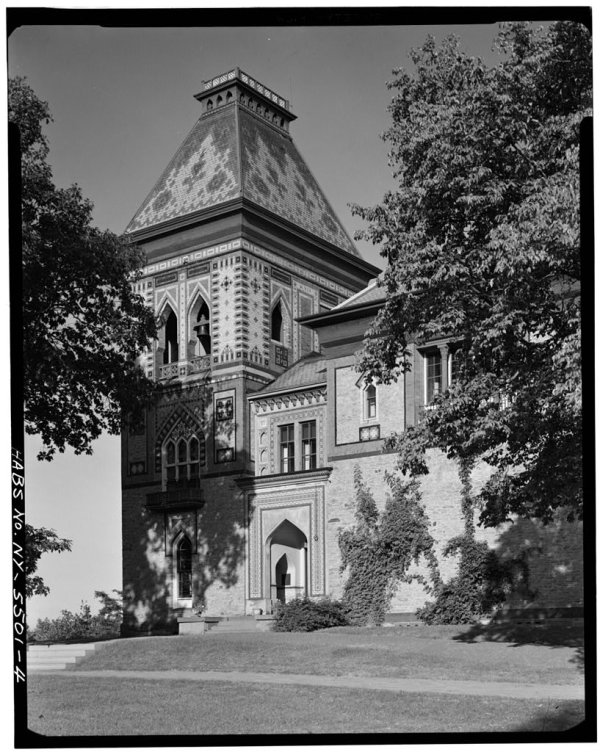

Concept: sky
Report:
left=9, top=14, right=516, bottom=623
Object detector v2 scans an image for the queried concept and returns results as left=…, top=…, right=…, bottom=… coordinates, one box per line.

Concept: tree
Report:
left=10, top=77, right=158, bottom=460
left=25, top=524, right=71, bottom=598
left=352, top=22, right=590, bottom=525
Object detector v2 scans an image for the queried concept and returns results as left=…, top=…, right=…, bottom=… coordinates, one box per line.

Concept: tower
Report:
left=121, top=68, right=379, bottom=633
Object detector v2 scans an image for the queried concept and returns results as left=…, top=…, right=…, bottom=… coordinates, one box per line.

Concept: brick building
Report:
left=121, top=70, right=582, bottom=634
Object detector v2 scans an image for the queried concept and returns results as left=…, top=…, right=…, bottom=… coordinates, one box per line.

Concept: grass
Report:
left=70, top=623, right=584, bottom=686
left=27, top=675, right=585, bottom=736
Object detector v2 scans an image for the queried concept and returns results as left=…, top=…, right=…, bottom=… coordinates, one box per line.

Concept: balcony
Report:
left=157, top=356, right=211, bottom=381
left=158, top=362, right=181, bottom=380
left=188, top=355, right=211, bottom=375
left=146, top=478, right=204, bottom=512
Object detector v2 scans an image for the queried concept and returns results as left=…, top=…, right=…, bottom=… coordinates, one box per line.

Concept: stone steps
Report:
left=27, top=642, right=101, bottom=671
left=207, top=616, right=258, bottom=634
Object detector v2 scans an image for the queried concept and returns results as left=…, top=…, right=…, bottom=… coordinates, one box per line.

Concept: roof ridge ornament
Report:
left=194, top=67, right=296, bottom=131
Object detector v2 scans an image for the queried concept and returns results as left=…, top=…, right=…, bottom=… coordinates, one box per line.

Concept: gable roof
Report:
left=125, top=103, right=358, bottom=256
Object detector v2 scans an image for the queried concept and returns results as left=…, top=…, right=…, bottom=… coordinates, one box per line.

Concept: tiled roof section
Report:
left=126, top=107, right=241, bottom=233
left=239, top=110, right=358, bottom=255
left=334, top=277, right=386, bottom=309
left=255, top=352, right=326, bottom=396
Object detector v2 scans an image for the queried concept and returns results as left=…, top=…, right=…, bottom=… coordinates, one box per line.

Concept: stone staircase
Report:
left=178, top=614, right=276, bottom=635
left=206, top=616, right=260, bottom=634
left=27, top=642, right=102, bottom=671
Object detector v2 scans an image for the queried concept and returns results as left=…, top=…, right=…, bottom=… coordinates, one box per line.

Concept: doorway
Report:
left=268, top=519, right=307, bottom=605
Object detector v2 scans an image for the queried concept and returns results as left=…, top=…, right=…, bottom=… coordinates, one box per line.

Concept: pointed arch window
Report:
left=177, top=536, right=192, bottom=599
left=271, top=301, right=283, bottom=342
left=192, top=299, right=211, bottom=356
left=164, top=434, right=205, bottom=483
left=163, top=308, right=179, bottom=364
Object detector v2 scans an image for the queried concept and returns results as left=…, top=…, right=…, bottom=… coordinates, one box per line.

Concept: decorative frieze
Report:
left=252, top=387, right=326, bottom=414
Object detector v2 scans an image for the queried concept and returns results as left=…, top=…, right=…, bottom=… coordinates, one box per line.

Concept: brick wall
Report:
left=122, top=475, right=247, bottom=633
left=324, top=449, right=583, bottom=614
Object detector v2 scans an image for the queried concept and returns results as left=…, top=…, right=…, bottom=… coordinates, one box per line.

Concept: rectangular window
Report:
left=280, top=424, right=295, bottom=473
left=426, top=352, right=442, bottom=404
left=301, top=421, right=317, bottom=471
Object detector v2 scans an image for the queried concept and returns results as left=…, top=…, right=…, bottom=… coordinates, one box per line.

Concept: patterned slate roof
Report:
left=238, top=110, right=356, bottom=254
left=126, top=108, right=240, bottom=233
left=254, top=351, right=326, bottom=396
left=126, top=104, right=358, bottom=256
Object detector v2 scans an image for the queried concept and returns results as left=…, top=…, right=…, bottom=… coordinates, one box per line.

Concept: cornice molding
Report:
left=250, top=385, right=327, bottom=414
left=237, top=467, right=333, bottom=491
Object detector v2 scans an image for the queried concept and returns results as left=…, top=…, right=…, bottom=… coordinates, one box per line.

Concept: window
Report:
left=271, top=301, right=283, bottom=342
left=163, top=308, right=179, bottom=364
left=177, top=536, right=192, bottom=599
left=279, top=424, right=295, bottom=473
left=192, top=299, right=211, bottom=356
left=164, top=434, right=204, bottom=483
left=365, top=384, right=377, bottom=419
left=301, top=421, right=317, bottom=470
left=426, top=352, right=442, bottom=404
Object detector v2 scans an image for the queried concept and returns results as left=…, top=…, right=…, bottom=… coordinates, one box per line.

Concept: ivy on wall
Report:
left=417, top=458, right=522, bottom=624
left=340, top=461, right=526, bottom=626
left=339, top=466, right=440, bottom=625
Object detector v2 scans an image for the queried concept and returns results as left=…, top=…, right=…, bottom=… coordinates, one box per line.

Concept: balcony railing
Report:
left=188, top=355, right=211, bottom=374
left=157, top=357, right=212, bottom=380
left=159, top=362, right=180, bottom=380
left=146, top=478, right=203, bottom=511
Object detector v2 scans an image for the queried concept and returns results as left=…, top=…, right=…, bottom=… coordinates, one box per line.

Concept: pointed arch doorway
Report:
left=267, top=520, right=308, bottom=605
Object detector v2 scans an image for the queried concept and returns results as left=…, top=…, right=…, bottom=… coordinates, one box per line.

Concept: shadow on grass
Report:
left=452, top=621, right=585, bottom=673
left=507, top=700, right=587, bottom=734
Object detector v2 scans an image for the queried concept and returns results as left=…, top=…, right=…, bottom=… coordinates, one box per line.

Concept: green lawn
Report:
left=71, top=623, right=584, bottom=686
left=28, top=674, right=584, bottom=736
left=27, top=623, right=586, bottom=737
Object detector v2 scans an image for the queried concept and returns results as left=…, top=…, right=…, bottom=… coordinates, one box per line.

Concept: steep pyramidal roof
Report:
left=126, top=68, right=358, bottom=255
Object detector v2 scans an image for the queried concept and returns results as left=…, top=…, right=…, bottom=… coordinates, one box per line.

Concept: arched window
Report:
left=365, top=384, right=377, bottom=419
left=164, top=434, right=204, bottom=484
left=226, top=91, right=233, bottom=104
left=271, top=301, right=283, bottom=342
left=192, top=300, right=211, bottom=356
left=177, top=536, right=192, bottom=599
left=216, top=95, right=223, bottom=107
left=206, top=99, right=213, bottom=112
left=163, top=308, right=179, bottom=364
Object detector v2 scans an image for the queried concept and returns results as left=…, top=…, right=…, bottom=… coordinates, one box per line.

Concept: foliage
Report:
left=417, top=460, right=515, bottom=624
left=271, top=596, right=350, bottom=632
left=29, top=590, right=123, bottom=642
left=339, top=466, right=440, bottom=625
left=25, top=523, right=71, bottom=598
left=352, top=22, right=590, bottom=524
left=10, top=76, right=158, bottom=460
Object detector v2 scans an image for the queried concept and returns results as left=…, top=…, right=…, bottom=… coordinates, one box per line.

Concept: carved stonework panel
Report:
left=213, top=388, right=236, bottom=463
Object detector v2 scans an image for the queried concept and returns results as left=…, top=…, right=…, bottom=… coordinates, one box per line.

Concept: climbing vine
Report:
left=339, top=466, right=440, bottom=625
left=417, top=458, right=517, bottom=624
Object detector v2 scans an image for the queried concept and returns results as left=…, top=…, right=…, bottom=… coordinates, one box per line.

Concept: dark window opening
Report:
left=271, top=302, right=283, bottom=342
left=194, top=301, right=211, bottom=355
left=177, top=536, right=192, bottom=599
left=164, top=309, right=179, bottom=364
